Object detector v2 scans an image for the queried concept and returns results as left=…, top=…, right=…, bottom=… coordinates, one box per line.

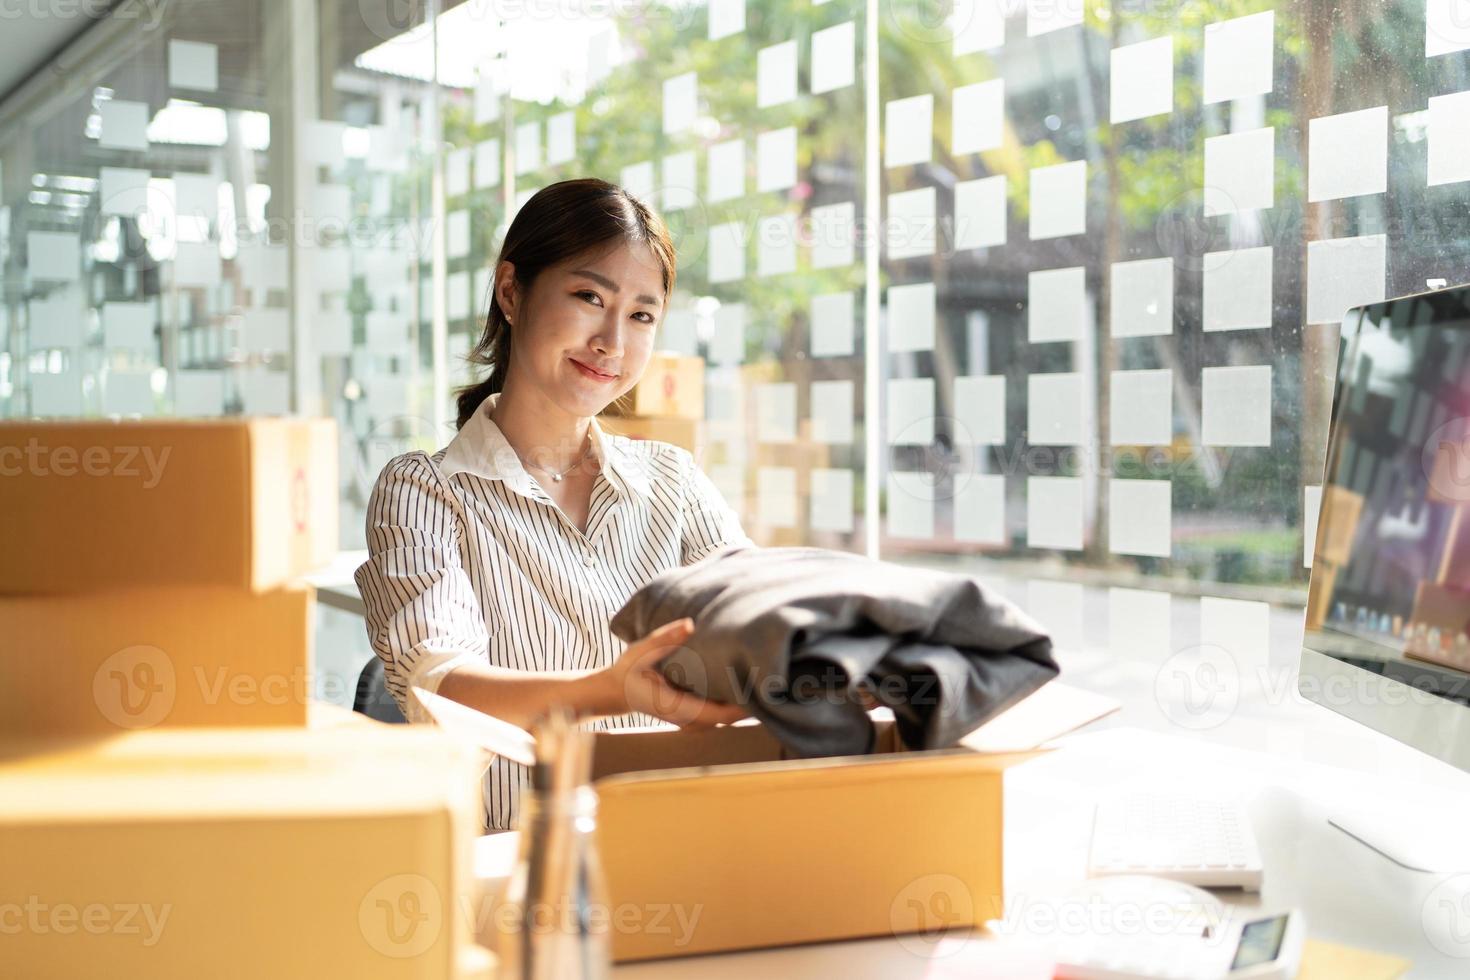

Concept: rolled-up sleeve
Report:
left=679, top=451, right=755, bottom=566
left=353, top=453, right=489, bottom=722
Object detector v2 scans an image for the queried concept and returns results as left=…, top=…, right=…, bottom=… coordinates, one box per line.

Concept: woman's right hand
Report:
left=592, top=618, right=748, bottom=728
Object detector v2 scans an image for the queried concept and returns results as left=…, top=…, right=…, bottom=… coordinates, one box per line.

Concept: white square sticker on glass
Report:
left=660, top=310, right=698, bottom=356
left=663, top=71, right=697, bottom=134
left=708, top=221, right=746, bottom=283
left=29, top=232, right=80, bottom=282
left=887, top=281, right=936, bottom=353
left=445, top=147, right=471, bottom=197
left=810, top=201, right=855, bottom=268
left=887, top=187, right=936, bottom=260
left=953, top=0, right=1005, bottom=54
left=952, top=78, right=1004, bottom=155
left=514, top=120, right=541, bottom=175
left=1427, top=0, right=1470, bottom=56
left=885, top=94, right=934, bottom=168
left=1429, top=90, right=1470, bottom=186
left=546, top=112, right=575, bottom=166
left=1308, top=106, right=1387, bottom=202
left=168, top=39, right=218, bottom=91
left=475, top=139, right=502, bottom=189
left=757, top=213, right=797, bottom=277
left=1028, top=372, right=1086, bottom=445
left=99, top=99, right=150, bottom=151
left=1028, top=266, right=1086, bottom=343
left=708, top=0, right=745, bottom=39
left=103, top=301, right=155, bottom=351
left=620, top=160, right=654, bottom=202
left=447, top=210, right=471, bottom=259
left=954, top=374, right=1006, bottom=445
left=1202, top=364, right=1272, bottom=447
left=1109, top=478, right=1172, bottom=558
left=1029, top=160, right=1086, bottom=239
left=1110, top=37, right=1173, bottom=124
left=755, top=382, right=798, bottom=442
left=30, top=371, right=81, bottom=416
left=888, top=472, right=936, bottom=540
left=757, top=467, right=798, bottom=527
left=1110, top=257, right=1173, bottom=338
left=811, top=291, right=855, bottom=357
left=1110, top=369, right=1172, bottom=446
left=661, top=151, right=698, bottom=211
left=1027, top=476, right=1084, bottom=551
left=708, top=138, right=744, bottom=202
left=1028, top=579, right=1085, bottom=651
left=1305, top=234, right=1386, bottom=324
left=447, top=270, right=470, bottom=321
left=1203, top=127, right=1274, bottom=215
left=954, top=174, right=1006, bottom=250
left=474, top=77, right=501, bottom=124
left=811, top=21, right=856, bottom=93
left=1027, top=0, right=1083, bottom=36
left=887, top=377, right=936, bottom=446
left=175, top=370, right=225, bottom=417
left=756, top=126, right=798, bottom=193
left=811, top=468, right=855, bottom=533
left=758, top=40, right=798, bottom=108
left=1202, top=246, right=1273, bottom=331
left=99, top=167, right=151, bottom=218
left=709, top=302, right=746, bottom=364
left=1203, top=11, right=1273, bottom=104
left=810, top=379, right=855, bottom=444
left=955, top=474, right=1006, bottom=545
left=1109, top=587, right=1170, bottom=661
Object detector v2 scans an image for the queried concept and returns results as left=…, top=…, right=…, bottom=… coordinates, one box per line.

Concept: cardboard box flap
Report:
left=957, top=681, right=1121, bottom=753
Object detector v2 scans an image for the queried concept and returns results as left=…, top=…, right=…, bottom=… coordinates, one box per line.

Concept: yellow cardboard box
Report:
left=603, top=353, right=704, bottom=419
left=0, top=417, right=338, bottom=593
left=0, top=584, right=314, bottom=734
left=597, top=415, right=704, bottom=458
left=0, top=726, right=492, bottom=980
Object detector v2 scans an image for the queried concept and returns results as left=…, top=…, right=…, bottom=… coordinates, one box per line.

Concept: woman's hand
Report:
left=589, top=618, right=748, bottom=728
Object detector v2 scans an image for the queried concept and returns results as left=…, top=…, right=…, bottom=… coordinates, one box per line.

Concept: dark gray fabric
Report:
left=609, top=545, right=1059, bottom=757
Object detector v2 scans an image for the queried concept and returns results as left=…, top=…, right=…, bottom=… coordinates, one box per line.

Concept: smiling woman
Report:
left=354, top=178, right=755, bottom=830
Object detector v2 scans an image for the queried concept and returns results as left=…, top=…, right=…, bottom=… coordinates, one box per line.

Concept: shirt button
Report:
left=583, top=552, right=597, bottom=568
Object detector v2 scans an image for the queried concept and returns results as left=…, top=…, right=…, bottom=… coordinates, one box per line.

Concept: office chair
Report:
left=352, top=655, right=407, bottom=724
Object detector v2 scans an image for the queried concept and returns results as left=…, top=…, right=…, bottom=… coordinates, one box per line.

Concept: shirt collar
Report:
left=439, top=391, right=652, bottom=499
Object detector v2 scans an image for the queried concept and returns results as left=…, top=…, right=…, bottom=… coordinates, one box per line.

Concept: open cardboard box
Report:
left=471, top=682, right=1119, bottom=962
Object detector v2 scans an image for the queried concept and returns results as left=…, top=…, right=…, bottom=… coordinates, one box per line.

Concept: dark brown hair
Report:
left=455, top=178, right=677, bottom=429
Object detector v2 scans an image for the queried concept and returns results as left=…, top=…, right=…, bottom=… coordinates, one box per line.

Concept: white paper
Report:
left=100, top=167, right=151, bottom=217
left=1305, top=234, right=1387, bottom=325
left=103, top=301, right=155, bottom=350
left=954, top=174, right=1007, bottom=250
left=1308, top=106, right=1388, bottom=202
left=1027, top=476, right=1084, bottom=551
left=811, top=21, right=856, bottom=93
left=954, top=374, right=1006, bottom=445
left=955, top=474, right=1006, bottom=544
left=810, top=468, right=855, bottom=533
left=885, top=94, right=934, bottom=168
left=1028, top=372, right=1086, bottom=445
left=708, top=222, right=746, bottom=283
left=546, top=111, right=575, bottom=166
left=953, top=78, right=1004, bottom=155
left=474, top=139, right=502, bottom=189
left=1303, top=485, right=1323, bottom=568
left=757, top=213, right=797, bottom=277
left=663, top=71, right=697, bottom=135
left=1029, top=160, right=1086, bottom=239
left=1202, top=135, right=1273, bottom=220
left=887, top=281, right=935, bottom=353
left=1202, top=365, right=1272, bottom=446
left=887, top=187, right=936, bottom=260
left=757, top=467, right=797, bottom=527
left=168, top=39, right=218, bottom=91
left=28, top=231, right=80, bottom=281
left=1110, top=36, right=1173, bottom=124
left=514, top=121, right=541, bottom=175
left=446, top=147, right=471, bottom=197
left=1109, top=478, right=1172, bottom=557
left=1029, top=266, right=1086, bottom=342
left=413, top=687, right=536, bottom=766
left=104, top=371, right=155, bottom=416
left=175, top=370, right=225, bottom=416
left=1427, top=0, right=1470, bottom=56
left=1109, top=587, right=1170, bottom=661
left=620, top=160, right=654, bottom=202
left=99, top=99, right=149, bottom=151
left=1027, top=0, right=1083, bottom=36
left=887, top=377, right=935, bottom=445
left=888, top=471, right=936, bottom=539
left=1203, top=11, right=1273, bottom=104
left=1202, top=246, right=1272, bottom=331
left=709, top=302, right=746, bottom=364
left=1027, top=579, right=1085, bottom=652
left=954, top=0, right=1005, bottom=54
left=811, top=291, right=855, bottom=357
left=1110, top=369, right=1172, bottom=445
left=708, top=138, right=744, bottom=202
left=810, top=379, right=854, bottom=445
left=757, top=40, right=798, bottom=108
left=1201, top=596, right=1270, bottom=664
left=1110, top=257, right=1173, bottom=338
left=756, top=126, right=798, bottom=193
left=30, top=371, right=81, bottom=415
left=708, top=0, right=745, bottom=39
left=810, top=201, right=855, bottom=269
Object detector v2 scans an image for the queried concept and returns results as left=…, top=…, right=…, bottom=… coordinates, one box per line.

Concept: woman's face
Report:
left=497, top=240, right=667, bottom=420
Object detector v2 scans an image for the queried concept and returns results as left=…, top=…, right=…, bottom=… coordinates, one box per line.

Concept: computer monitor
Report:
left=1300, top=284, right=1470, bottom=868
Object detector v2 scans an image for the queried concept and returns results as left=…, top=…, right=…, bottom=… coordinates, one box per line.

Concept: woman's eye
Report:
left=633, top=312, right=655, bottom=324
left=576, top=290, right=602, bottom=306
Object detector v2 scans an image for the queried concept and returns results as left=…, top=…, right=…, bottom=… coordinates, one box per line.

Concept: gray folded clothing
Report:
left=608, top=545, right=1059, bottom=758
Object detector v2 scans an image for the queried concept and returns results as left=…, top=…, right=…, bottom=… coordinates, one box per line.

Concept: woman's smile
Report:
left=569, top=357, right=619, bottom=382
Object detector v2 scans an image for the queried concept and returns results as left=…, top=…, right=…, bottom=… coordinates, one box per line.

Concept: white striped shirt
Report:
left=354, top=391, right=752, bottom=830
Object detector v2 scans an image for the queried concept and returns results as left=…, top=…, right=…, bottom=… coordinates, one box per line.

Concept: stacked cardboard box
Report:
left=598, top=352, right=705, bottom=457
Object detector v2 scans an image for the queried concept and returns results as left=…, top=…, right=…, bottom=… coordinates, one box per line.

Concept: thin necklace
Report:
left=518, top=435, right=593, bottom=483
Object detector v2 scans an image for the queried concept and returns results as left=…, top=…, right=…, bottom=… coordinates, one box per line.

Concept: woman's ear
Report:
left=494, top=261, right=518, bottom=325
